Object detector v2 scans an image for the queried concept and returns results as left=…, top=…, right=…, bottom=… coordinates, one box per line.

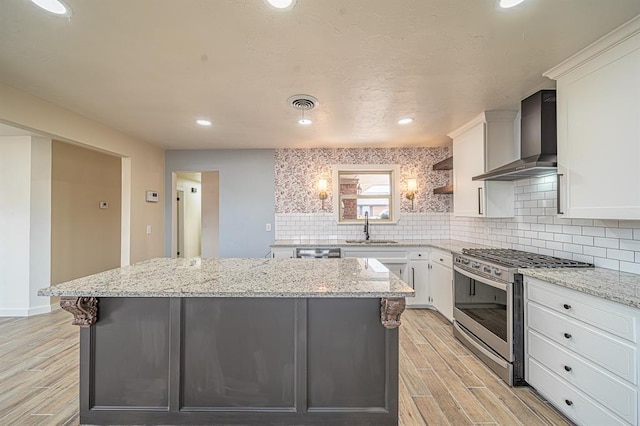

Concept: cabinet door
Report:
left=382, top=262, right=408, bottom=283
left=271, top=248, right=295, bottom=258
left=453, top=122, right=485, bottom=217
left=556, top=31, right=640, bottom=219
left=452, top=121, right=514, bottom=218
left=430, top=262, right=453, bottom=322
left=407, top=261, right=430, bottom=306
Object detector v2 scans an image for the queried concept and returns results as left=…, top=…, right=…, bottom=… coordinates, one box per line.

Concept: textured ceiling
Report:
left=0, top=0, right=639, bottom=149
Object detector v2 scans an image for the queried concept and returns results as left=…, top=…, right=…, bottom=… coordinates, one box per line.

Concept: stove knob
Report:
left=493, top=269, right=502, bottom=276
left=483, top=266, right=491, bottom=273
left=471, top=262, right=480, bottom=269
left=461, top=258, right=469, bottom=265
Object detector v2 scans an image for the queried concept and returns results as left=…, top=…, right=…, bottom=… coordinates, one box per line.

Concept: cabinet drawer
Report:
left=429, top=249, right=452, bottom=267
left=527, top=302, right=637, bottom=384
left=409, top=250, right=429, bottom=260
left=527, top=277, right=637, bottom=343
left=527, top=358, right=627, bottom=426
left=528, top=329, right=637, bottom=424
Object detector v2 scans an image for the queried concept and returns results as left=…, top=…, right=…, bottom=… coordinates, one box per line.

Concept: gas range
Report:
left=454, top=248, right=594, bottom=283
left=452, top=247, right=593, bottom=386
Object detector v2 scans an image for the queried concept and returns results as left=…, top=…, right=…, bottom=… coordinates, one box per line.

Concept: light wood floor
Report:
left=0, top=308, right=572, bottom=425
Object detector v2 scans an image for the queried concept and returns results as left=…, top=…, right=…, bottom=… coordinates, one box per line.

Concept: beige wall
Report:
left=51, top=141, right=121, bottom=285
left=0, top=82, right=165, bottom=264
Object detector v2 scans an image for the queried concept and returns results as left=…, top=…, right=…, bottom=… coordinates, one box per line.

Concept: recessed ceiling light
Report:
left=398, top=118, right=414, bottom=125
left=499, top=0, right=525, bottom=8
left=265, top=0, right=297, bottom=10
left=30, top=0, right=72, bottom=16
left=196, top=119, right=212, bottom=126
left=298, top=118, right=312, bottom=125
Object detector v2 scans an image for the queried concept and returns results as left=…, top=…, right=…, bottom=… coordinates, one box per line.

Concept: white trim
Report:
left=447, top=111, right=517, bottom=139
left=0, top=303, right=53, bottom=317
left=120, top=157, right=131, bottom=267
left=544, top=14, right=640, bottom=80
left=332, top=164, right=401, bottom=224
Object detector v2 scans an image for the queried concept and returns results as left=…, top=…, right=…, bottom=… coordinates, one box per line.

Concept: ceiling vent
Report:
left=288, top=95, right=318, bottom=111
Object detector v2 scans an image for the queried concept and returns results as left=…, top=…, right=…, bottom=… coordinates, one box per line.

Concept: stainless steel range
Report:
left=452, top=248, right=593, bottom=386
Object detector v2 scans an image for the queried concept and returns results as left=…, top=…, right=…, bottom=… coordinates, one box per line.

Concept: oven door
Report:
left=453, top=265, right=512, bottom=362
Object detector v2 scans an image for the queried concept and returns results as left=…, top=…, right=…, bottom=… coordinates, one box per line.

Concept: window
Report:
left=333, top=165, right=400, bottom=224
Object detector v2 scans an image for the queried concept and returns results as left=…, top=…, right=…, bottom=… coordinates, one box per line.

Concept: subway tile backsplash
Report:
left=275, top=213, right=451, bottom=241
left=275, top=174, right=640, bottom=274
left=450, top=175, right=640, bottom=274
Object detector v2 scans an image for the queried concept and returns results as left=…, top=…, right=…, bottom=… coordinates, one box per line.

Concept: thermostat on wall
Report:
left=145, top=191, right=159, bottom=202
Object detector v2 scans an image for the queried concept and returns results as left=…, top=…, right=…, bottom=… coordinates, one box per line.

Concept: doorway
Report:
left=172, top=171, right=219, bottom=258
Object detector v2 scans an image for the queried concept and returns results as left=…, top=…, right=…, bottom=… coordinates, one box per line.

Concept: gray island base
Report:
left=39, top=257, right=414, bottom=425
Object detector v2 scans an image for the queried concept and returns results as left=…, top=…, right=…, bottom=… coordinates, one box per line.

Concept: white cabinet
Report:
left=429, top=249, right=453, bottom=322
left=544, top=16, right=640, bottom=219
left=408, top=250, right=430, bottom=307
left=450, top=111, right=516, bottom=218
left=271, top=247, right=295, bottom=258
left=342, top=248, right=408, bottom=283
left=525, top=276, right=639, bottom=425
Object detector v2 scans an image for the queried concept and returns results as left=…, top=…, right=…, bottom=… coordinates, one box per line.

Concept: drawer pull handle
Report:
left=565, top=399, right=573, bottom=406
left=564, top=365, right=572, bottom=372
left=563, top=304, right=571, bottom=310
left=563, top=333, right=572, bottom=339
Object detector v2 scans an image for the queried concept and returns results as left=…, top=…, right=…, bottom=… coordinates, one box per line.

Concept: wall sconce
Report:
left=406, top=178, right=417, bottom=210
left=318, top=179, right=328, bottom=210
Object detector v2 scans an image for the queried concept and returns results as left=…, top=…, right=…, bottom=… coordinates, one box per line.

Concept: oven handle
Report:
left=454, top=265, right=508, bottom=292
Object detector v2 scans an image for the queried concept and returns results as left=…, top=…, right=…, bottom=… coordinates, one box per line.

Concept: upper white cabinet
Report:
left=450, top=111, right=517, bottom=217
left=544, top=16, right=640, bottom=219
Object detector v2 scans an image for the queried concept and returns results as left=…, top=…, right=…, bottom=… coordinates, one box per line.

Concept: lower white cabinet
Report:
left=429, top=249, right=453, bottom=322
left=525, top=277, right=639, bottom=425
left=408, top=250, right=430, bottom=307
left=342, top=248, right=409, bottom=284
left=271, top=247, right=295, bottom=258
left=277, top=245, right=455, bottom=318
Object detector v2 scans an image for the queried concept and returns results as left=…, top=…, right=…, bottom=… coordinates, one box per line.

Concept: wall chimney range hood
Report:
left=473, top=90, right=557, bottom=181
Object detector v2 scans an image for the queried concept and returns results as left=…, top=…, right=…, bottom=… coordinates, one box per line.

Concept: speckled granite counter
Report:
left=271, top=239, right=491, bottom=254
left=38, top=257, right=414, bottom=298
left=520, top=268, right=640, bottom=309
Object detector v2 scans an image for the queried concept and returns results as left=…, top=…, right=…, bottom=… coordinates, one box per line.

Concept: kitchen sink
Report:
left=345, top=239, right=398, bottom=244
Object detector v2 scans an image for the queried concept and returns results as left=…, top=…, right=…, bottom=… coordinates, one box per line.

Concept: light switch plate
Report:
left=146, top=225, right=152, bottom=235
left=266, top=223, right=272, bottom=232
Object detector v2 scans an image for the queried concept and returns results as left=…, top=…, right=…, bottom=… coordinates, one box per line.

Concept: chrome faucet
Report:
left=364, top=211, right=370, bottom=240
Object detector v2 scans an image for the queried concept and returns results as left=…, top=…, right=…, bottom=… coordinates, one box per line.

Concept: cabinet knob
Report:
left=563, top=304, right=571, bottom=310
left=564, top=365, right=572, bottom=372
left=564, top=399, right=573, bottom=406
left=563, top=332, right=572, bottom=339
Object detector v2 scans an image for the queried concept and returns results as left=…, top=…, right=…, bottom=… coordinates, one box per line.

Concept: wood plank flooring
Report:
left=0, top=307, right=572, bottom=425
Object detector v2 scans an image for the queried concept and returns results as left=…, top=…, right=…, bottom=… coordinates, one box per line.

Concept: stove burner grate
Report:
left=461, top=248, right=594, bottom=269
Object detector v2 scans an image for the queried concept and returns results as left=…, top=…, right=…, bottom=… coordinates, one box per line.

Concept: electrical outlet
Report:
left=99, top=201, right=108, bottom=209
left=265, top=223, right=272, bottom=232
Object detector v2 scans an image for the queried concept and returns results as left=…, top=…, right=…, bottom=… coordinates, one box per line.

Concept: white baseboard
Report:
left=0, top=303, right=54, bottom=317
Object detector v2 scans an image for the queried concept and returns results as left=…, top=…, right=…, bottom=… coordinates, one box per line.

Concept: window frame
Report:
left=332, top=164, right=401, bottom=224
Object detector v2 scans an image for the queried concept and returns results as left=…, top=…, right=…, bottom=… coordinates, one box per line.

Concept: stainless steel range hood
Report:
left=473, top=90, right=557, bottom=181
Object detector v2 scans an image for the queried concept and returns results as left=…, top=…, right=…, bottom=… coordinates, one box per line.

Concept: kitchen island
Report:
left=38, top=257, right=413, bottom=425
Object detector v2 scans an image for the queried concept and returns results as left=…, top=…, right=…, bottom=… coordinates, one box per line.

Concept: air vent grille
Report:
left=288, top=95, right=318, bottom=111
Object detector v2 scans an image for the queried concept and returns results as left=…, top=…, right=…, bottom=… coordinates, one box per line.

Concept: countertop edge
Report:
left=520, top=268, right=640, bottom=309
left=38, top=290, right=415, bottom=298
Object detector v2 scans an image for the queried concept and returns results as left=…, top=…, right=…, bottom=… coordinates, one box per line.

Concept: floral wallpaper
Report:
left=275, top=148, right=452, bottom=214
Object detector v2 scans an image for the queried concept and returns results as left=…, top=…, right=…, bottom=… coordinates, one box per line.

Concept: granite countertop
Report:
left=271, top=239, right=491, bottom=254
left=38, top=257, right=414, bottom=298
left=520, top=268, right=640, bottom=309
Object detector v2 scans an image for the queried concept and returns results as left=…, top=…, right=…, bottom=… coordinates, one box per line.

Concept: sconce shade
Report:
left=407, top=179, right=417, bottom=192
left=318, top=179, right=328, bottom=192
